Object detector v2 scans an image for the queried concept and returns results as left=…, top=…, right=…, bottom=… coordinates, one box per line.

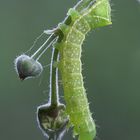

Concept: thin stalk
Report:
left=25, top=32, right=44, bottom=54
left=48, top=134, right=57, bottom=140
left=36, top=37, right=57, bottom=61
left=64, top=0, right=94, bottom=25
left=49, top=46, right=59, bottom=107
left=31, top=34, right=56, bottom=60
left=74, top=0, right=94, bottom=12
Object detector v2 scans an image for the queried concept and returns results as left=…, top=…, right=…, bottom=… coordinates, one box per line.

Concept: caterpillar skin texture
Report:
left=54, top=0, right=111, bottom=140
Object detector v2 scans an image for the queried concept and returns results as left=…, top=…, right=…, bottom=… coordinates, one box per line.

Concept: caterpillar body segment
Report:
left=83, top=0, right=112, bottom=28
left=56, top=25, right=96, bottom=140
left=73, top=0, right=112, bottom=29
left=53, top=0, right=111, bottom=140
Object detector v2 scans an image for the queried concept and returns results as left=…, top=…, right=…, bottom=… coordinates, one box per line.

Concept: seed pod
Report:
left=37, top=103, right=69, bottom=139
left=15, top=54, right=43, bottom=80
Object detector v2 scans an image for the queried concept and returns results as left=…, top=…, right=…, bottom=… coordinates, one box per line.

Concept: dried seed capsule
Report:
left=15, top=54, right=43, bottom=80
left=37, top=103, right=69, bottom=139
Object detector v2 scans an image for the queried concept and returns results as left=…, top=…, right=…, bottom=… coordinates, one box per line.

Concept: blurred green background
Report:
left=0, top=0, right=140, bottom=140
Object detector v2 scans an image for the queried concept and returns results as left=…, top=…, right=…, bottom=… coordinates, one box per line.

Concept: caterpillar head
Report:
left=15, top=54, right=43, bottom=80
left=37, top=103, right=69, bottom=139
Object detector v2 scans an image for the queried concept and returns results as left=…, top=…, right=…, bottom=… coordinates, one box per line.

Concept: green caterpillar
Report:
left=15, top=0, right=112, bottom=139
left=52, top=0, right=112, bottom=140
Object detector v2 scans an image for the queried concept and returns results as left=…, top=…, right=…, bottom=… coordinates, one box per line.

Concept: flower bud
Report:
left=37, top=103, right=69, bottom=139
left=15, top=54, right=43, bottom=80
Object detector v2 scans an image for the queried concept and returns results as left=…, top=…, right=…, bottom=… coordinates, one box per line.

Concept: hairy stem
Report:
left=75, top=0, right=94, bottom=12
left=49, top=39, right=59, bottom=107
left=31, top=34, right=56, bottom=60
left=48, top=134, right=57, bottom=140
left=64, top=0, right=94, bottom=25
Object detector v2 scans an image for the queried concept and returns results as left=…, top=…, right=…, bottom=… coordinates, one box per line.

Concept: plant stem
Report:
left=48, top=134, right=57, bottom=140
left=74, top=0, right=93, bottom=12
left=49, top=43, right=59, bottom=107
left=64, top=0, right=94, bottom=25
left=31, top=34, right=56, bottom=60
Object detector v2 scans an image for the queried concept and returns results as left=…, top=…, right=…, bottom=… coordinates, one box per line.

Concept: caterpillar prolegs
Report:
left=53, top=0, right=112, bottom=139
